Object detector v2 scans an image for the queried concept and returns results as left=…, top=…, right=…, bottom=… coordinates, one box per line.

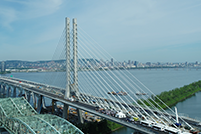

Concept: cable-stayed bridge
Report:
left=0, top=17, right=201, bottom=134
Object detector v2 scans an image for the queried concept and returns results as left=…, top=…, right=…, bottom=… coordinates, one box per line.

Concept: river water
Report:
left=2, top=68, right=201, bottom=134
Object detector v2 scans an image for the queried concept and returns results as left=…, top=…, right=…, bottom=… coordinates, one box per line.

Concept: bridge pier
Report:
left=42, top=96, right=46, bottom=109
left=5, top=85, right=8, bottom=97
left=36, top=95, right=43, bottom=113
left=2, top=85, right=6, bottom=98
left=18, top=88, right=23, bottom=97
left=0, top=84, right=2, bottom=98
left=63, top=104, right=69, bottom=120
left=7, top=86, right=11, bottom=97
left=77, top=109, right=84, bottom=124
left=25, top=91, right=31, bottom=102
left=52, top=99, right=57, bottom=114
left=32, top=92, right=36, bottom=108
left=13, top=87, right=16, bottom=97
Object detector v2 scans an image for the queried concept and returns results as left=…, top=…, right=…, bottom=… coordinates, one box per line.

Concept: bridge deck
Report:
left=0, top=77, right=200, bottom=134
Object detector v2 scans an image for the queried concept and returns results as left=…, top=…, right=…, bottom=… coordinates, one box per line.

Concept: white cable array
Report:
left=77, top=35, right=157, bottom=121
left=43, top=28, right=66, bottom=88
left=77, top=33, right=175, bottom=125
left=77, top=50, right=127, bottom=112
left=76, top=25, right=192, bottom=127
left=78, top=41, right=162, bottom=123
left=71, top=30, right=141, bottom=116
left=75, top=40, right=123, bottom=110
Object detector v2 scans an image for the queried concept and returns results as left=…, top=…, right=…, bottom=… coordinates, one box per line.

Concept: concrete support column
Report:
left=63, top=103, right=69, bottom=120
left=13, top=87, right=16, bottom=97
left=0, top=84, right=2, bottom=97
left=0, top=84, right=2, bottom=93
left=42, top=96, right=46, bottom=109
left=25, top=91, right=31, bottom=102
left=18, top=89, right=23, bottom=97
left=37, top=95, right=43, bottom=113
left=7, top=86, right=11, bottom=97
left=77, top=108, right=84, bottom=124
left=2, top=85, right=6, bottom=97
left=27, top=92, right=31, bottom=102
left=25, top=91, right=28, bottom=99
left=32, top=92, right=36, bottom=109
left=52, top=99, right=57, bottom=114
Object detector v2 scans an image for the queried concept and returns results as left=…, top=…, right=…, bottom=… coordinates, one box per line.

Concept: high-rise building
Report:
left=146, top=62, right=151, bottom=66
left=128, top=60, right=131, bottom=65
left=111, top=58, right=114, bottom=66
left=1, top=61, right=6, bottom=72
left=134, top=61, right=139, bottom=67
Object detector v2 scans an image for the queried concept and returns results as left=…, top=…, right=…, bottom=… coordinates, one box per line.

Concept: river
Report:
left=2, top=68, right=201, bottom=134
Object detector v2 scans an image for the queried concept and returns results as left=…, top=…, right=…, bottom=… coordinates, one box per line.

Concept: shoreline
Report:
left=108, top=126, right=125, bottom=133
left=138, top=80, right=201, bottom=109
left=5, top=66, right=200, bottom=73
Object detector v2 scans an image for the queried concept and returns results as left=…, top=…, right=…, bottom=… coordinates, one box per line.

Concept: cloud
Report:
left=76, top=0, right=201, bottom=48
left=0, top=0, right=64, bottom=29
left=0, top=7, right=17, bottom=30
left=17, top=0, right=63, bottom=18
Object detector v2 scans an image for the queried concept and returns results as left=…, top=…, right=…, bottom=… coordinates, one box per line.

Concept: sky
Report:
left=0, top=0, right=201, bottom=63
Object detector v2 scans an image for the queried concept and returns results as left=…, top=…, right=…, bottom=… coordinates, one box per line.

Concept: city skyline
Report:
left=1, top=58, right=200, bottom=72
left=0, top=0, right=201, bottom=62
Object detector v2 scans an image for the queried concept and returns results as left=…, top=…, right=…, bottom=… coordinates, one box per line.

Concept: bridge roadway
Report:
left=0, top=77, right=156, bottom=134
left=0, top=77, right=200, bottom=134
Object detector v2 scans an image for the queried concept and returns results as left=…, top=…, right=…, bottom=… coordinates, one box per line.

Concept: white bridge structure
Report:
left=0, top=17, right=201, bottom=134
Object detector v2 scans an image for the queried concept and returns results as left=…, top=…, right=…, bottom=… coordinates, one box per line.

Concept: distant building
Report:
left=1, top=61, right=6, bottom=72
left=111, top=58, right=113, bottom=63
left=128, top=60, right=131, bottom=65
left=111, top=58, right=114, bottom=66
left=134, top=61, right=139, bottom=67
left=146, top=62, right=151, bottom=66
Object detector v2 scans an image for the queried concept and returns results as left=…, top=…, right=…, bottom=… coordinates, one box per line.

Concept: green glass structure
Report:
left=0, top=97, right=84, bottom=134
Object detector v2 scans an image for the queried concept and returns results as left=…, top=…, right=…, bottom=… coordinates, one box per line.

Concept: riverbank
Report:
left=0, top=71, right=11, bottom=75
left=107, top=120, right=124, bottom=133
left=138, top=80, right=201, bottom=109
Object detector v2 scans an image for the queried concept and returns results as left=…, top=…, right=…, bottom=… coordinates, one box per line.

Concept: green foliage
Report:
left=0, top=71, right=11, bottom=74
left=76, top=119, right=115, bottom=134
left=107, top=120, right=122, bottom=130
left=138, top=80, right=201, bottom=109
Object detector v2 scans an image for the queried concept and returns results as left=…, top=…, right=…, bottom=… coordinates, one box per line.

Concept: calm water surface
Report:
left=3, top=68, right=201, bottom=134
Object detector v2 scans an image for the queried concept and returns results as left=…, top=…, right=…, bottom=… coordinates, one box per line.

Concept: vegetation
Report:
left=138, top=80, right=201, bottom=109
left=0, top=71, right=11, bottom=74
left=106, top=120, right=123, bottom=131
left=76, top=119, right=123, bottom=134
